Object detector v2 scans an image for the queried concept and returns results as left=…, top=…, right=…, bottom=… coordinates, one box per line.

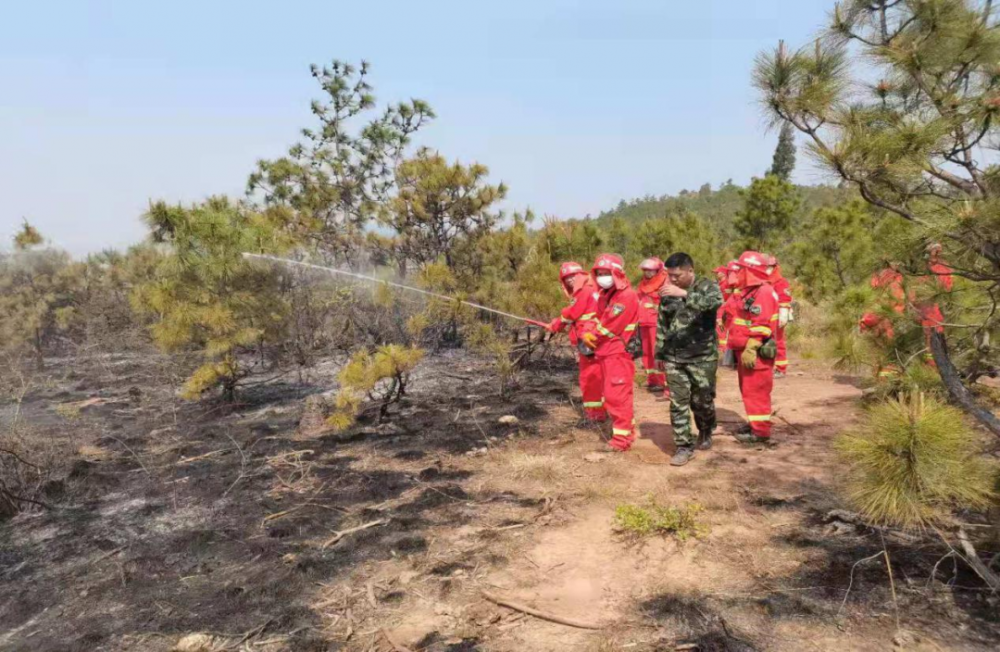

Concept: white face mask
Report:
left=596, top=275, right=614, bottom=289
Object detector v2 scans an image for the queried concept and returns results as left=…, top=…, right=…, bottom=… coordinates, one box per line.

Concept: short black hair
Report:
left=664, top=252, right=694, bottom=269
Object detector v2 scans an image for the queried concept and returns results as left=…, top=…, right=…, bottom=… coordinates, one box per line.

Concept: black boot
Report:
left=734, top=431, right=771, bottom=445
left=696, top=432, right=713, bottom=450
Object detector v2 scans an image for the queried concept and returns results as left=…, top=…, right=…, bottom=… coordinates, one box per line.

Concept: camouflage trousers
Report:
left=664, top=360, right=718, bottom=447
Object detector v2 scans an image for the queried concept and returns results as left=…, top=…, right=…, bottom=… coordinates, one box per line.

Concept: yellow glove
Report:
left=581, top=332, right=598, bottom=349
left=741, top=339, right=762, bottom=369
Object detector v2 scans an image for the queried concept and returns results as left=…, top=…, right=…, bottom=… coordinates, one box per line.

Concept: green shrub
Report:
left=613, top=498, right=707, bottom=541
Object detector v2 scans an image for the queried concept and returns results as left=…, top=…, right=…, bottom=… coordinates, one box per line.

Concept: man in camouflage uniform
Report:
left=655, top=252, right=724, bottom=466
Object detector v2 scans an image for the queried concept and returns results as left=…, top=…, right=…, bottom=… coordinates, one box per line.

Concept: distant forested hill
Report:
left=591, top=181, right=853, bottom=241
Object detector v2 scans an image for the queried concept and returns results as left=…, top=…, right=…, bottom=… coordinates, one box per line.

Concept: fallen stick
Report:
left=321, top=519, right=389, bottom=549
left=772, top=412, right=805, bottom=436
left=481, top=590, right=602, bottom=630
left=262, top=506, right=303, bottom=527
left=366, top=580, right=377, bottom=608
left=382, top=629, right=414, bottom=652
left=93, top=545, right=127, bottom=564
left=176, top=449, right=227, bottom=465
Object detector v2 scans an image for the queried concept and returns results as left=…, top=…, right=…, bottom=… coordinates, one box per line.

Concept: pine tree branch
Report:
left=778, top=106, right=925, bottom=225
left=924, top=164, right=979, bottom=196
left=948, top=116, right=994, bottom=164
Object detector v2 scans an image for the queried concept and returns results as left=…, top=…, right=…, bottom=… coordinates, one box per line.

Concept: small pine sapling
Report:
left=326, top=345, right=424, bottom=431
left=835, top=393, right=996, bottom=530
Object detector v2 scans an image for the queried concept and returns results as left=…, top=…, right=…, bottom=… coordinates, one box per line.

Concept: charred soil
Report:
left=0, top=352, right=998, bottom=651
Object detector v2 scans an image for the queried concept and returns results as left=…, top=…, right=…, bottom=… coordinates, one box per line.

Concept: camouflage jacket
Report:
left=655, top=275, right=724, bottom=363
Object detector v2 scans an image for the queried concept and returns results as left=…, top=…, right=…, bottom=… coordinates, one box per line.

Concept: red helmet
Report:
left=558, top=261, right=588, bottom=298
left=591, top=253, right=630, bottom=291
left=559, top=261, right=585, bottom=281
left=639, top=257, right=664, bottom=272
left=760, top=253, right=782, bottom=279
left=725, top=260, right=740, bottom=285
left=734, top=251, right=771, bottom=287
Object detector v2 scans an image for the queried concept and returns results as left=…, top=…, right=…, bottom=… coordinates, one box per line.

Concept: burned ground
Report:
left=1, top=352, right=998, bottom=651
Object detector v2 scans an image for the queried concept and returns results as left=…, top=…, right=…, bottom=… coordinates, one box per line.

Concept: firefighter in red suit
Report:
left=579, top=254, right=641, bottom=451
left=764, top=255, right=793, bottom=377
left=713, top=264, right=733, bottom=356
left=918, top=243, right=953, bottom=364
left=718, top=261, right=742, bottom=367
left=636, top=257, right=669, bottom=394
left=859, top=263, right=906, bottom=377
left=861, top=264, right=906, bottom=338
left=727, top=252, right=779, bottom=444
left=547, top=262, right=605, bottom=422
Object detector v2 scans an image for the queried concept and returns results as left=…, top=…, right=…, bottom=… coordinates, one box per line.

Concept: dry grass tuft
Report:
left=506, top=452, right=568, bottom=483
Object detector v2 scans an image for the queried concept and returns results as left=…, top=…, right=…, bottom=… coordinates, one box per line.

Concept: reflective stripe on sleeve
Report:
left=749, top=326, right=772, bottom=336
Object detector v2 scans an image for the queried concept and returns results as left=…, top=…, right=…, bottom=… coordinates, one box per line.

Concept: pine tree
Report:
left=383, top=149, right=506, bottom=270
left=326, top=345, right=424, bottom=431
left=754, top=0, right=1000, bottom=435
left=247, top=60, right=434, bottom=267
left=132, top=198, right=295, bottom=401
left=768, top=122, right=797, bottom=181
left=733, top=175, right=801, bottom=252
left=605, top=217, right=632, bottom=261
left=789, top=200, right=876, bottom=301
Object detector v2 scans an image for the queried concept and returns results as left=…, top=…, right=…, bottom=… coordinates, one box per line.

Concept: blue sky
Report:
left=1, top=0, right=835, bottom=255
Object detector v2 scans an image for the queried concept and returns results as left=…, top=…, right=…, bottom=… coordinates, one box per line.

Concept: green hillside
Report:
left=593, top=181, right=853, bottom=240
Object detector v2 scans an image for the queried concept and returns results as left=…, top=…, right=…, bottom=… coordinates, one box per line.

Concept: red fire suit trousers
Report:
left=736, top=354, right=774, bottom=438
left=578, top=353, right=606, bottom=421
left=775, top=325, right=788, bottom=372
left=600, top=353, right=636, bottom=450
left=639, top=325, right=666, bottom=389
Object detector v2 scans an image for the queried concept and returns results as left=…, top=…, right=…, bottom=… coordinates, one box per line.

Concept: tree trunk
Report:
left=929, top=330, right=1000, bottom=437
left=34, top=329, right=44, bottom=371
left=833, top=252, right=847, bottom=289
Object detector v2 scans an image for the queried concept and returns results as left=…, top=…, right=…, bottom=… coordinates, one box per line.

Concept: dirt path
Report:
left=390, top=360, right=994, bottom=651
left=441, top=361, right=868, bottom=651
